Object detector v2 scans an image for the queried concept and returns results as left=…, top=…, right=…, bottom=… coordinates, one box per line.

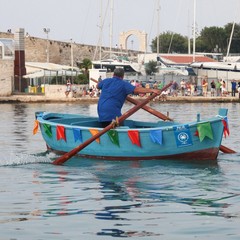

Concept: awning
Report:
left=23, top=69, right=80, bottom=78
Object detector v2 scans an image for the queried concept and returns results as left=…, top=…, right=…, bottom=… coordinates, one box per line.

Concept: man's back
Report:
left=97, top=77, right=135, bottom=122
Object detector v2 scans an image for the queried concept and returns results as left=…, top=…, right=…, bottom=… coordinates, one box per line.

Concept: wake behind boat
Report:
left=35, top=108, right=229, bottom=162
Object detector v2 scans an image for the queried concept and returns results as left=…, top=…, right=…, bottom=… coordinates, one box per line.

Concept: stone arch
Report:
left=119, top=30, right=147, bottom=52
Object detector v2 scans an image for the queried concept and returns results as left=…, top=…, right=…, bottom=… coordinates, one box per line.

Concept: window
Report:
left=0, top=39, right=14, bottom=59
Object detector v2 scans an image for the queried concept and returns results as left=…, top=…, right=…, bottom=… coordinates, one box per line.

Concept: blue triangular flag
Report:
left=73, top=128, right=82, bottom=142
left=150, top=130, right=163, bottom=145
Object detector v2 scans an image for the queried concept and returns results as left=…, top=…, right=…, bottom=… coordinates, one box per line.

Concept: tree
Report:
left=198, top=26, right=227, bottom=53
left=151, top=31, right=188, bottom=53
left=150, top=22, right=240, bottom=55
left=77, top=58, right=92, bottom=78
left=75, top=74, right=89, bottom=84
left=145, top=60, right=158, bottom=75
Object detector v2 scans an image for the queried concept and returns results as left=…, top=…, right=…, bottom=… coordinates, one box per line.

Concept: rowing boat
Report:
left=34, top=108, right=229, bottom=162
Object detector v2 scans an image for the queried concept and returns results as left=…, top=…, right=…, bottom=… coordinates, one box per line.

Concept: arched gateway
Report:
left=119, top=30, right=147, bottom=52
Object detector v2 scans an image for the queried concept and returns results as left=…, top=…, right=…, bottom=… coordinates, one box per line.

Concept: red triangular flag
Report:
left=56, top=125, right=66, bottom=141
left=128, top=130, right=141, bottom=147
left=222, top=119, right=230, bottom=138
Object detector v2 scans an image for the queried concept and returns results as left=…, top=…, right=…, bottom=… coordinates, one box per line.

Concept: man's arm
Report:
left=134, top=87, right=160, bottom=95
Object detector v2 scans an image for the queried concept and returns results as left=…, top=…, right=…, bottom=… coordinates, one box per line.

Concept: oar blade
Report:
left=220, top=145, right=236, bottom=154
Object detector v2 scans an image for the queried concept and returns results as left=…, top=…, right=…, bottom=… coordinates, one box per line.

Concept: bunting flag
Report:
left=173, top=124, right=193, bottom=147
left=33, top=120, right=39, bottom=135
left=194, top=130, right=199, bottom=136
left=197, top=122, right=213, bottom=142
left=107, top=130, right=119, bottom=146
left=222, top=117, right=230, bottom=138
left=43, top=123, right=52, bottom=138
left=73, top=128, right=82, bottom=142
left=150, top=130, right=163, bottom=145
left=128, top=130, right=141, bottom=147
left=56, top=125, right=66, bottom=141
left=89, top=128, right=100, bottom=143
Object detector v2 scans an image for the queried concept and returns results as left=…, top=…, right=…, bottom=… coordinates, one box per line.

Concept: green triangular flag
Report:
left=43, top=123, right=52, bottom=138
left=107, top=130, right=119, bottom=146
left=197, top=122, right=213, bottom=142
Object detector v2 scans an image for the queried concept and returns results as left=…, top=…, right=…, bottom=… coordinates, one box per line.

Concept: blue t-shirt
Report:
left=231, top=81, right=237, bottom=90
left=97, top=77, right=135, bottom=122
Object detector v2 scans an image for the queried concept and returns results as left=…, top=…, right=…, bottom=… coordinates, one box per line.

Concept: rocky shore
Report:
left=0, top=94, right=240, bottom=103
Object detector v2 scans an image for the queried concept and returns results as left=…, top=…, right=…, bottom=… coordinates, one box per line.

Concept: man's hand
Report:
left=151, top=89, right=161, bottom=95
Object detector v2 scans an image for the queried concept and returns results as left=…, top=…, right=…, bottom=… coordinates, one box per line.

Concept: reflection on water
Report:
left=18, top=158, right=239, bottom=238
left=13, top=104, right=28, bottom=150
left=0, top=102, right=240, bottom=239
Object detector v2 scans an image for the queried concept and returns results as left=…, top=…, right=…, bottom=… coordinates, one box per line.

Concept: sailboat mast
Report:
left=109, top=0, right=113, bottom=59
left=193, top=0, right=196, bottom=62
left=188, top=9, right=191, bottom=54
left=157, top=0, right=160, bottom=55
left=100, top=0, right=103, bottom=64
left=226, top=22, right=235, bottom=58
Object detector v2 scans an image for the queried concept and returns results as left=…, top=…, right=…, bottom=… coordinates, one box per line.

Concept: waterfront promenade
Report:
left=0, top=94, right=239, bottom=103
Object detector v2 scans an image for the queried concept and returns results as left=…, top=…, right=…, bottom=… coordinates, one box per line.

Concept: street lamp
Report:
left=70, top=38, right=74, bottom=81
left=131, top=40, right=134, bottom=50
left=43, top=28, right=50, bottom=63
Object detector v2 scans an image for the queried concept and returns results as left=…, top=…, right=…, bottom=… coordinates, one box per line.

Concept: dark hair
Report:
left=113, top=68, right=124, bottom=78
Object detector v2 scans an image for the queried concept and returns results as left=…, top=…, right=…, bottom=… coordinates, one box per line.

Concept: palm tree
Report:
left=77, top=58, right=92, bottom=78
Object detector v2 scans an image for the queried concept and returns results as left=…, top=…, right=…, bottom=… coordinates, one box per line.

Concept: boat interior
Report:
left=44, top=115, right=176, bottom=129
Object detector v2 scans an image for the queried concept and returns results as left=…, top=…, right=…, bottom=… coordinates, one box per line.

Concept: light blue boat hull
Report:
left=35, top=109, right=228, bottom=161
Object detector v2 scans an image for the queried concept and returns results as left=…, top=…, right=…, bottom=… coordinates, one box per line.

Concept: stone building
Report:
left=0, top=29, right=139, bottom=96
left=0, top=31, right=138, bottom=67
left=0, top=38, right=14, bottom=96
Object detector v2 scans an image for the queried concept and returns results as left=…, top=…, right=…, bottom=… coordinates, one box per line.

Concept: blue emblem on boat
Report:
left=174, top=125, right=193, bottom=147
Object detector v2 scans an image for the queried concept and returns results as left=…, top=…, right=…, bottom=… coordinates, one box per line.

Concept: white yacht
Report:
left=92, top=56, right=142, bottom=73
left=190, top=61, right=240, bottom=80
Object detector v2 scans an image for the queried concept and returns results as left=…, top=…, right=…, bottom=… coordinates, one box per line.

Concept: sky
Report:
left=1, top=0, right=240, bottom=51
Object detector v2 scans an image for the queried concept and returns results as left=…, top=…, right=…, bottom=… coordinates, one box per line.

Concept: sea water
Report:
left=0, top=102, right=240, bottom=240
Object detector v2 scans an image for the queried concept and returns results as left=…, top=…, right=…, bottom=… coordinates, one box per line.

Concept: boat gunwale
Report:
left=37, top=113, right=225, bottom=132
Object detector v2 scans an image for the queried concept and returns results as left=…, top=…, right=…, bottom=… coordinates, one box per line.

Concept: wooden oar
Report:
left=52, top=83, right=173, bottom=165
left=219, top=145, right=236, bottom=154
left=126, top=96, right=173, bottom=121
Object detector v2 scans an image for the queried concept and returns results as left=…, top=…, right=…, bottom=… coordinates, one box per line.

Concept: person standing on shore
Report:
left=231, top=79, right=237, bottom=97
left=158, top=81, right=164, bottom=90
left=222, top=80, right=228, bottom=96
left=98, top=76, right=102, bottom=83
left=180, top=79, right=186, bottom=96
left=65, top=79, right=71, bottom=97
left=215, top=79, right=221, bottom=96
left=210, top=80, right=216, bottom=97
left=202, top=78, right=208, bottom=97
left=238, top=82, right=240, bottom=99
left=171, top=81, right=178, bottom=97
left=96, top=68, right=160, bottom=128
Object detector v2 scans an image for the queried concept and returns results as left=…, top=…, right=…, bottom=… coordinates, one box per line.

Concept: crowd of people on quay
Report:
left=64, top=76, right=240, bottom=100
left=64, top=79, right=100, bottom=98
left=200, top=76, right=240, bottom=98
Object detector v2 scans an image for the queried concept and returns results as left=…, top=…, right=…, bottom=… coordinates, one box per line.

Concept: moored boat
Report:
left=190, top=61, right=240, bottom=80
left=35, top=108, right=229, bottom=162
